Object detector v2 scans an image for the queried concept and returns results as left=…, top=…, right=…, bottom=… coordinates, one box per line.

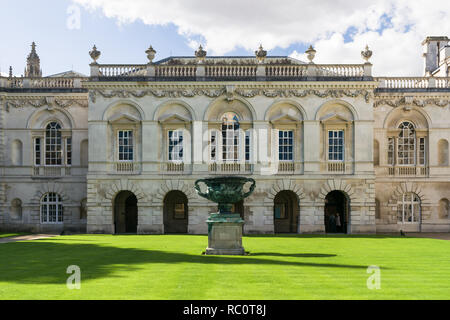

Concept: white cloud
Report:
left=73, top=0, right=450, bottom=76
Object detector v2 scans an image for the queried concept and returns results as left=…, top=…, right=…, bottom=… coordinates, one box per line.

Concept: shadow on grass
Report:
left=249, top=252, right=336, bottom=258
left=0, top=240, right=372, bottom=284
left=245, top=234, right=403, bottom=239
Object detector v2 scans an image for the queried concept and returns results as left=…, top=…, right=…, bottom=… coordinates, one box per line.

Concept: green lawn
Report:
left=0, top=234, right=449, bottom=299
left=0, top=233, right=28, bottom=239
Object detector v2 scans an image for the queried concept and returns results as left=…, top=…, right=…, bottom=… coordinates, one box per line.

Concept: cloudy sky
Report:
left=0, top=0, right=449, bottom=77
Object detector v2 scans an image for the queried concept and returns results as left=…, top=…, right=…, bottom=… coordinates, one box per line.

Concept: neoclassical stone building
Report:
left=0, top=37, right=449, bottom=234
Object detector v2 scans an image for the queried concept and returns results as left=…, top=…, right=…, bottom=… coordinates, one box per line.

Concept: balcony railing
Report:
left=278, top=162, right=295, bottom=172
left=376, top=77, right=450, bottom=89
left=327, top=162, right=346, bottom=173
left=208, top=162, right=253, bottom=174
left=1, top=77, right=84, bottom=88
left=32, top=166, right=72, bottom=177
left=113, top=162, right=141, bottom=174
left=89, top=61, right=372, bottom=80
left=382, top=166, right=429, bottom=177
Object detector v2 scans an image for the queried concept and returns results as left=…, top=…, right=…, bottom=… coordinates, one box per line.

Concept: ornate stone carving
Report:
left=255, top=44, right=267, bottom=63
left=361, top=45, right=373, bottom=62
left=145, top=45, right=156, bottom=64
left=89, top=87, right=373, bottom=103
left=89, top=45, right=101, bottom=64
left=195, top=45, right=207, bottom=63
left=374, top=97, right=450, bottom=108
left=305, top=45, right=316, bottom=63
left=5, top=97, right=87, bottom=111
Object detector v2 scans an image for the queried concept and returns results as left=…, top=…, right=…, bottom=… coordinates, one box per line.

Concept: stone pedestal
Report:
left=205, top=213, right=245, bottom=255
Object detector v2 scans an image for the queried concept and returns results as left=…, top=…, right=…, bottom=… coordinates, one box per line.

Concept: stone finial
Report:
left=89, top=45, right=101, bottom=64
left=195, top=45, right=207, bottom=63
left=255, top=44, right=267, bottom=63
left=146, top=45, right=156, bottom=64
left=361, top=45, right=373, bottom=63
left=305, top=45, right=316, bottom=63
left=8, top=66, right=12, bottom=79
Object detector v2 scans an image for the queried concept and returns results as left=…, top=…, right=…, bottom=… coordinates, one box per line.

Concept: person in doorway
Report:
left=328, top=213, right=336, bottom=233
left=335, top=213, right=341, bottom=233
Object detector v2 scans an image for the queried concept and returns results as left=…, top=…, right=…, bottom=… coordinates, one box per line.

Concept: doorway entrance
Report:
left=274, top=191, right=299, bottom=233
left=163, top=191, right=188, bottom=233
left=114, top=191, right=138, bottom=234
left=324, top=190, right=349, bottom=233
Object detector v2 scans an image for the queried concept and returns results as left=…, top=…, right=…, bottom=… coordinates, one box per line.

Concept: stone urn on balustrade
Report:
left=194, top=176, right=256, bottom=255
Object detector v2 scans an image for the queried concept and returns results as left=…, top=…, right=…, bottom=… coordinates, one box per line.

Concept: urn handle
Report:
left=194, top=179, right=209, bottom=199
left=241, top=178, right=256, bottom=199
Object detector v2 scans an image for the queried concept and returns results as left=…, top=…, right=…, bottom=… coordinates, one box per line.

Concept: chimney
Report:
left=422, top=36, right=449, bottom=76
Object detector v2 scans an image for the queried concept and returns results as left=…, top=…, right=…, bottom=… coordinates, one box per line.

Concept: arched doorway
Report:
left=273, top=191, right=299, bottom=233
left=114, top=191, right=138, bottom=234
left=324, top=190, right=349, bottom=234
left=163, top=191, right=188, bottom=233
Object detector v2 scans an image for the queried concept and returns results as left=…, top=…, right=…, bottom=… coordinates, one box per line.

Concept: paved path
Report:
left=0, top=234, right=58, bottom=243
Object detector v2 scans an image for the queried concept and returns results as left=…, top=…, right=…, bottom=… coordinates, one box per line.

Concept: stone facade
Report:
left=0, top=38, right=449, bottom=234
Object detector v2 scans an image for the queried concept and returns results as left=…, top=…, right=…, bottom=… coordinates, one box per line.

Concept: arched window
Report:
left=45, top=122, right=62, bottom=165
left=397, top=192, right=420, bottom=223
left=397, top=122, right=415, bottom=165
left=221, top=112, right=240, bottom=161
left=41, top=193, right=63, bottom=223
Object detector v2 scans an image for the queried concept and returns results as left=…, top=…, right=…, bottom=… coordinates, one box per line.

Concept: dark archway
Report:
left=274, top=191, right=299, bottom=233
left=324, top=190, right=349, bottom=234
left=163, top=190, right=188, bottom=234
left=114, top=191, right=138, bottom=234
left=232, top=200, right=244, bottom=219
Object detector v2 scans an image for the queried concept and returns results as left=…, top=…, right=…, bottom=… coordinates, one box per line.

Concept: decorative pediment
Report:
left=108, top=113, right=141, bottom=124
left=158, top=113, right=191, bottom=123
left=270, top=113, right=301, bottom=124
left=320, top=112, right=352, bottom=123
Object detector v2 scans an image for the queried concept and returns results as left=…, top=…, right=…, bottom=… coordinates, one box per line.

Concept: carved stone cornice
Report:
left=4, top=96, right=88, bottom=111
left=374, top=97, right=450, bottom=108
left=89, top=87, right=373, bottom=103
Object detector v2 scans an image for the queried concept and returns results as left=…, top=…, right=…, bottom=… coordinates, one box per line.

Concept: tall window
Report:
left=222, top=112, right=240, bottom=161
left=66, top=137, right=72, bottom=166
left=45, top=122, right=62, bottom=165
left=245, top=130, right=251, bottom=162
left=279, top=130, right=293, bottom=161
left=397, top=192, right=421, bottom=223
left=118, top=130, right=133, bottom=161
left=210, top=130, right=217, bottom=161
left=41, top=193, right=63, bottom=224
left=328, top=130, right=344, bottom=161
left=397, top=122, right=415, bottom=165
left=387, top=137, right=395, bottom=165
left=168, top=130, right=183, bottom=161
left=34, top=138, right=41, bottom=165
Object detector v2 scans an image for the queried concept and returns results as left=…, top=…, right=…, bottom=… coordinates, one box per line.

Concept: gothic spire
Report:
left=25, top=41, right=42, bottom=77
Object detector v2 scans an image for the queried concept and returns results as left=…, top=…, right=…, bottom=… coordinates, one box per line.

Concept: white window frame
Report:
left=328, top=130, right=345, bottom=162
left=40, top=193, right=63, bottom=224
left=397, top=122, right=416, bottom=166
left=278, top=130, right=294, bottom=162
left=117, top=130, right=134, bottom=162
left=44, top=122, right=63, bottom=166
left=397, top=192, right=421, bottom=224
left=210, top=130, right=217, bottom=162
left=168, top=130, right=184, bottom=162
left=221, top=112, right=240, bottom=162
left=245, top=130, right=252, bottom=163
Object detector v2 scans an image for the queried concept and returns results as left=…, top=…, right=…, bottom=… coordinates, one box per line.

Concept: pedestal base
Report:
left=206, top=213, right=245, bottom=255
